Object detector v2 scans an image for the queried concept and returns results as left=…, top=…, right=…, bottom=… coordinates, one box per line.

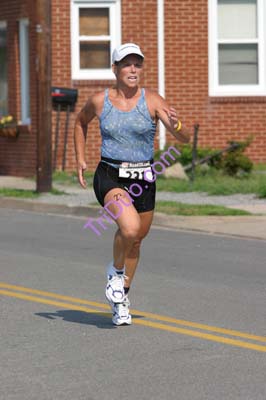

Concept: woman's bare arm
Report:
left=74, top=97, right=96, bottom=188
left=146, top=89, right=190, bottom=143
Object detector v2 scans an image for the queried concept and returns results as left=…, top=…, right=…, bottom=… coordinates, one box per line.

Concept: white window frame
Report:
left=0, top=20, right=8, bottom=116
left=209, top=0, right=266, bottom=96
left=71, top=0, right=121, bottom=80
left=19, top=18, right=30, bottom=124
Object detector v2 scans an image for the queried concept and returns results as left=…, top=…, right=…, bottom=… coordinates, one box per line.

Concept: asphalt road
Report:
left=0, top=208, right=266, bottom=400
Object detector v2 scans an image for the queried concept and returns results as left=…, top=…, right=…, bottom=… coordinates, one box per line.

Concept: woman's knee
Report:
left=120, top=224, right=141, bottom=241
left=116, top=206, right=141, bottom=240
left=122, top=216, right=152, bottom=244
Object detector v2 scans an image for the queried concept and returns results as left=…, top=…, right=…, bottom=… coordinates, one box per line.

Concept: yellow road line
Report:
left=0, top=282, right=110, bottom=309
left=132, top=310, right=266, bottom=343
left=1, top=282, right=266, bottom=343
left=133, top=319, right=266, bottom=353
left=0, top=289, right=111, bottom=316
left=0, top=288, right=266, bottom=353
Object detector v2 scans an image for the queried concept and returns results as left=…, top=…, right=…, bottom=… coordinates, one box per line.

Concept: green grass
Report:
left=155, top=168, right=266, bottom=196
left=257, top=185, right=266, bottom=199
left=0, top=188, right=66, bottom=198
left=50, top=188, right=67, bottom=195
left=254, top=163, right=266, bottom=171
left=155, top=201, right=251, bottom=216
left=51, top=167, right=266, bottom=197
left=52, top=171, right=93, bottom=186
left=0, top=188, right=39, bottom=198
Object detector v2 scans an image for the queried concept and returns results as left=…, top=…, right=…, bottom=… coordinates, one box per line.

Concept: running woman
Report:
left=74, top=43, right=190, bottom=325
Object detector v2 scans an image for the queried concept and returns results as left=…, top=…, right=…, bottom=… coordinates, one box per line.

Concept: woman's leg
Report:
left=124, top=210, right=154, bottom=288
left=103, top=188, right=154, bottom=325
left=104, top=187, right=141, bottom=271
left=104, top=187, right=141, bottom=315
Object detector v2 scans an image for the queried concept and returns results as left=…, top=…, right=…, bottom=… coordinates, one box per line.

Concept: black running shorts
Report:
left=93, top=161, right=156, bottom=213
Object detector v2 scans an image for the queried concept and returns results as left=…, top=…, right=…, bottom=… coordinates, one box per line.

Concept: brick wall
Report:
left=0, top=0, right=37, bottom=176
left=56, top=0, right=159, bottom=172
left=1, top=0, right=266, bottom=178
left=164, top=0, right=266, bottom=163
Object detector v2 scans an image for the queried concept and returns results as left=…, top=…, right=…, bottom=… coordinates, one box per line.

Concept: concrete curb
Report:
left=1, top=196, right=266, bottom=241
left=152, top=213, right=266, bottom=241
left=0, top=197, right=97, bottom=217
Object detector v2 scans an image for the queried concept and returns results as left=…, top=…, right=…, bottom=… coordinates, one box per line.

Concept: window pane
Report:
left=19, top=21, right=30, bottom=122
left=80, top=41, right=110, bottom=69
left=0, top=24, right=7, bottom=116
left=218, top=0, right=257, bottom=39
left=79, top=8, right=109, bottom=36
left=219, top=43, right=258, bottom=84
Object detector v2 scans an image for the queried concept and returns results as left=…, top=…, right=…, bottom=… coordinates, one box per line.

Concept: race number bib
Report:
left=118, top=161, right=152, bottom=180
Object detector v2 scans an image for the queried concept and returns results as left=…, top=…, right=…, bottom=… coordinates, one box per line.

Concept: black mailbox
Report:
left=51, top=87, right=78, bottom=106
left=52, top=87, right=78, bottom=171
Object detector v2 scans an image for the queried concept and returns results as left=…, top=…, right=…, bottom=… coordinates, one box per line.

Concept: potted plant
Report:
left=0, top=115, right=19, bottom=138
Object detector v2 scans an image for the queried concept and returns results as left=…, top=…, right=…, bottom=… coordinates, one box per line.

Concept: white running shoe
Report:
left=105, top=262, right=125, bottom=303
left=111, top=296, right=132, bottom=326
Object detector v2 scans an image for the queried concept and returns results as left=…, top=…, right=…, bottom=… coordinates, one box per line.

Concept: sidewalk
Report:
left=0, top=176, right=266, bottom=241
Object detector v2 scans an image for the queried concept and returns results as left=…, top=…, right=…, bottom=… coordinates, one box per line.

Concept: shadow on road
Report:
left=35, top=309, right=143, bottom=329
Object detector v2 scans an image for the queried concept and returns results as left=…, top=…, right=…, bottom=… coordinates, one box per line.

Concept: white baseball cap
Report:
left=112, top=43, right=144, bottom=64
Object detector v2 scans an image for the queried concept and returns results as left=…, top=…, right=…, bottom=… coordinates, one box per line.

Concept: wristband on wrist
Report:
left=175, top=120, right=182, bottom=132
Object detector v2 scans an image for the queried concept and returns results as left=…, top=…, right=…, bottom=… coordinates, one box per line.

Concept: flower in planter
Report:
left=0, top=115, right=19, bottom=138
left=0, top=115, right=16, bottom=128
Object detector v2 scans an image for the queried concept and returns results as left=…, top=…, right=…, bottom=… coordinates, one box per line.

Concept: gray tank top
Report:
left=99, top=88, right=157, bottom=163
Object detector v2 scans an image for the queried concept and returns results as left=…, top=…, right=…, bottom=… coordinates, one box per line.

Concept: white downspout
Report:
left=157, top=0, right=166, bottom=150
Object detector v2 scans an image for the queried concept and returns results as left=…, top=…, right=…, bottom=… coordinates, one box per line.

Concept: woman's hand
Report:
left=74, top=94, right=100, bottom=189
left=163, top=106, right=190, bottom=143
left=163, top=107, right=179, bottom=131
left=77, top=160, right=87, bottom=188
left=144, top=89, right=191, bottom=143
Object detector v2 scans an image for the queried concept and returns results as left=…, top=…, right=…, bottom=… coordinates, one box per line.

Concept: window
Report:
left=0, top=21, right=7, bottom=116
left=71, top=0, right=121, bottom=80
left=19, top=19, right=30, bottom=124
left=209, top=0, right=266, bottom=96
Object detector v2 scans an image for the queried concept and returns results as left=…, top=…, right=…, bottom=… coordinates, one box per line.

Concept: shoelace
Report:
left=109, top=273, right=129, bottom=286
left=109, top=274, right=123, bottom=287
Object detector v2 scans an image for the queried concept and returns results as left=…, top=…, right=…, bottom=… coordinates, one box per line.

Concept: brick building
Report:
left=0, top=0, right=265, bottom=177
